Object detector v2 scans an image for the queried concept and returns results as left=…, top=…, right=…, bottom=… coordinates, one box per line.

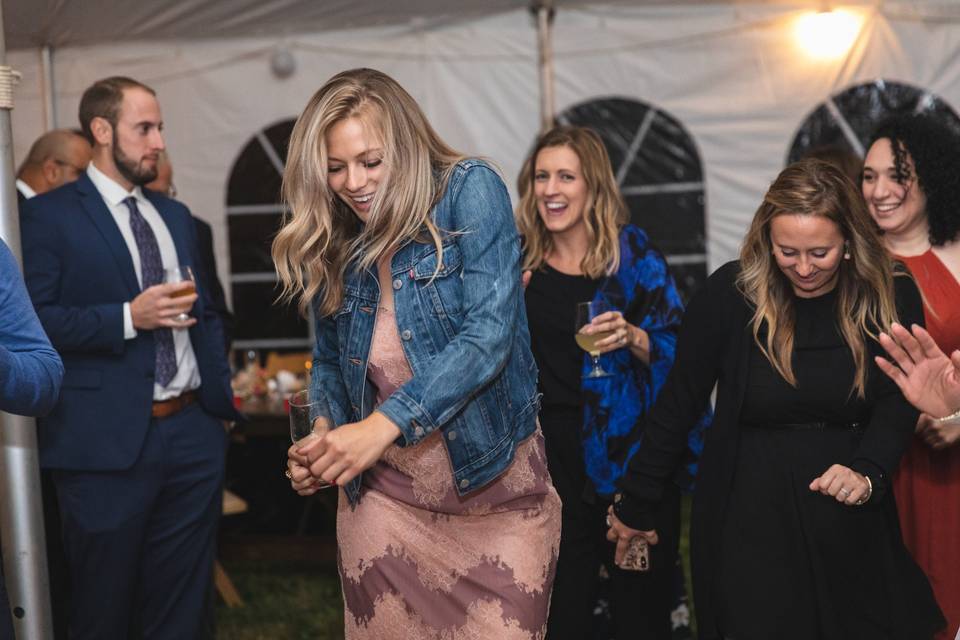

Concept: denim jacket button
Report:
left=459, top=478, right=470, bottom=489
left=447, top=430, right=457, bottom=441
left=401, top=329, right=412, bottom=341
left=414, top=425, right=425, bottom=437
left=392, top=278, right=403, bottom=290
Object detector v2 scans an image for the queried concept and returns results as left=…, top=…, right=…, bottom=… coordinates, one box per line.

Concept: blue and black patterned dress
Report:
left=525, top=224, right=710, bottom=640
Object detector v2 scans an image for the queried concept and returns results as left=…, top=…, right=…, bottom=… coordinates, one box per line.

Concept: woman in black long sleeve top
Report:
left=608, top=159, right=944, bottom=639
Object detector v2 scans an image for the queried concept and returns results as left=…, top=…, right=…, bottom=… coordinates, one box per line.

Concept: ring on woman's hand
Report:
left=838, top=487, right=850, bottom=498
left=605, top=514, right=612, bottom=527
left=284, top=469, right=293, bottom=480
left=854, top=496, right=866, bottom=506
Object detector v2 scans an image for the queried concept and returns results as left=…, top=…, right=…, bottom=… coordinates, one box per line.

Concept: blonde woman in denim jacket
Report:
left=273, top=68, right=560, bottom=640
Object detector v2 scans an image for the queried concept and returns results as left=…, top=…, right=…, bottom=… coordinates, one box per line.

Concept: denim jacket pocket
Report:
left=412, top=243, right=464, bottom=320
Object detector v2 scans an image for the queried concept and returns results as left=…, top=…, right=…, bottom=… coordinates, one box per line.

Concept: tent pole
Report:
left=39, top=46, right=55, bottom=131
left=0, top=7, right=56, bottom=640
left=533, top=0, right=556, bottom=132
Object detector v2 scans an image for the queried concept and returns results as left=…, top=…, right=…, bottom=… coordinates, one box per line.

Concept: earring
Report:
left=844, top=242, right=851, bottom=260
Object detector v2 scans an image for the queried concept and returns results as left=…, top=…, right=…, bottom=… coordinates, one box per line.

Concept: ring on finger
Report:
left=284, top=469, right=293, bottom=480
left=838, top=487, right=850, bottom=498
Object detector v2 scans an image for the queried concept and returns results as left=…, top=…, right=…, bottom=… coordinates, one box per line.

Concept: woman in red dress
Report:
left=863, top=114, right=960, bottom=639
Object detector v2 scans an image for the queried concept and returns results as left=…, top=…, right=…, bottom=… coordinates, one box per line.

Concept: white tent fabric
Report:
left=8, top=2, right=960, bottom=300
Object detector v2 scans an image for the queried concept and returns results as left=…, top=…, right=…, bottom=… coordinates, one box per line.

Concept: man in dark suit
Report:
left=20, top=77, right=239, bottom=639
left=16, top=129, right=91, bottom=205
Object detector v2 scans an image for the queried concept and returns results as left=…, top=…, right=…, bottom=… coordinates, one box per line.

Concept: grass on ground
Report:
left=215, top=495, right=695, bottom=638
left=215, top=558, right=344, bottom=640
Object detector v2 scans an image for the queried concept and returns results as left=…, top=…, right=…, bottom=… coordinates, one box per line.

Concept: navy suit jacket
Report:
left=21, top=172, right=240, bottom=472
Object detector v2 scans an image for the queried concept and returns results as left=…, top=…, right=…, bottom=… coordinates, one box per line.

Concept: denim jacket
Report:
left=310, top=159, right=540, bottom=506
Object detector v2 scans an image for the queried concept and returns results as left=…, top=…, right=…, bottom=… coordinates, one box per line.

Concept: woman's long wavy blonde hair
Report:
left=516, top=126, right=628, bottom=278
left=738, top=158, right=901, bottom=398
left=273, top=68, right=465, bottom=316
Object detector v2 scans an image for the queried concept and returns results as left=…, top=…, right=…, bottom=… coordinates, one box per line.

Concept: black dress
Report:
left=615, top=262, right=944, bottom=640
left=717, top=289, right=938, bottom=638
left=525, top=264, right=682, bottom=640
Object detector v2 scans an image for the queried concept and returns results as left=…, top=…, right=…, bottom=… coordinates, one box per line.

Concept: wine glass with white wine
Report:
left=575, top=300, right=613, bottom=378
left=164, top=265, right=196, bottom=322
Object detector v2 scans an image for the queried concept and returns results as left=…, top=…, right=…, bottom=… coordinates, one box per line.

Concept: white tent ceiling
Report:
left=5, top=0, right=960, bottom=319
left=1, top=0, right=836, bottom=49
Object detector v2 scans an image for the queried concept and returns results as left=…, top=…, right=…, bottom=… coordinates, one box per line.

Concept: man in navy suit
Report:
left=20, top=77, right=239, bottom=639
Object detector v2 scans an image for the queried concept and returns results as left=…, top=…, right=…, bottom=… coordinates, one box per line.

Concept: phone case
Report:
left=619, top=537, right=650, bottom=572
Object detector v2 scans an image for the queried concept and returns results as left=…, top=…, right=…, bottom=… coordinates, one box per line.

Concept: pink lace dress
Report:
left=336, top=304, right=561, bottom=640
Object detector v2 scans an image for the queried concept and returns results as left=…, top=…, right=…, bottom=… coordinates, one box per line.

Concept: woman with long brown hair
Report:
left=517, top=125, right=705, bottom=638
left=607, top=159, right=943, bottom=638
left=275, top=68, right=560, bottom=639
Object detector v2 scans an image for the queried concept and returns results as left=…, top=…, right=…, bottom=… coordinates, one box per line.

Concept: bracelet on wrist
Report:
left=856, top=475, right=873, bottom=506
left=933, top=407, right=960, bottom=426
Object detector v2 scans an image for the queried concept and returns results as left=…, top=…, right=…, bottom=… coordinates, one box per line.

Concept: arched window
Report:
left=558, top=98, right=707, bottom=302
left=787, top=80, right=960, bottom=165
left=225, top=118, right=310, bottom=352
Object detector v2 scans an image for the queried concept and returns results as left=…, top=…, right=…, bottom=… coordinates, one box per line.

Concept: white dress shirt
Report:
left=86, top=162, right=202, bottom=400
left=16, top=179, right=36, bottom=200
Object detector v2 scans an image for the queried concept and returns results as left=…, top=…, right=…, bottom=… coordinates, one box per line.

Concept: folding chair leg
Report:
left=214, top=560, right=244, bottom=608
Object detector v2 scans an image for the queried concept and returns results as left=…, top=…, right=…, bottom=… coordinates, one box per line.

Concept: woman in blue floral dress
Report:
left=517, top=125, right=709, bottom=639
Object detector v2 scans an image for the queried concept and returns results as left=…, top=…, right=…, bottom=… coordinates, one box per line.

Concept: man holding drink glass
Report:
left=20, top=76, right=239, bottom=639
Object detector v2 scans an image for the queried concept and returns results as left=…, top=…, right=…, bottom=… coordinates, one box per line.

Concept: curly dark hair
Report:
left=867, top=114, right=960, bottom=246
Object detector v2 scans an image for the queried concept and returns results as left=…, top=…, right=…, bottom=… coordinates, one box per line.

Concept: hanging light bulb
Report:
left=795, top=8, right=863, bottom=60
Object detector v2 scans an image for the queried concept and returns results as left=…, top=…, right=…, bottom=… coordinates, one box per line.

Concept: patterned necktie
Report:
left=123, top=196, right=178, bottom=387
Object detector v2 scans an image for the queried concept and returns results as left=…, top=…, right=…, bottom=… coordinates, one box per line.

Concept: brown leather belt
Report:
left=152, top=390, right=198, bottom=419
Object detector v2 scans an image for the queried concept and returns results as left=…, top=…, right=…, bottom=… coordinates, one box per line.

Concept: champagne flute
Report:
left=575, top=300, right=614, bottom=378
left=164, top=265, right=196, bottom=322
left=288, top=389, right=334, bottom=490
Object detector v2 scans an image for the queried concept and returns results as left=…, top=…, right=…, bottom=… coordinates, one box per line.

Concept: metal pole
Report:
left=533, top=1, right=556, bottom=133
left=39, top=46, right=55, bottom=131
left=0, top=4, right=56, bottom=639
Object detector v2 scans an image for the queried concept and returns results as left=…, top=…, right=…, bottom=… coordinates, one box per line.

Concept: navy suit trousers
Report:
left=54, top=404, right=226, bottom=640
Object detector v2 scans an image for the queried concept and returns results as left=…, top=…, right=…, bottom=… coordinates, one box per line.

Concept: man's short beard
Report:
left=112, top=129, right=157, bottom=186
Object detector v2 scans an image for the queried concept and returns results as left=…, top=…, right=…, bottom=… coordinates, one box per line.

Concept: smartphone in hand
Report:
left=619, top=537, right=650, bottom=571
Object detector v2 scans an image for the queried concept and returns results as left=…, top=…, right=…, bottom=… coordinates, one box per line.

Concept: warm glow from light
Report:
left=795, top=9, right=862, bottom=60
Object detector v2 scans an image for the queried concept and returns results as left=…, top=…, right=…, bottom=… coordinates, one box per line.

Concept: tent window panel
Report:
left=788, top=80, right=960, bottom=165
left=226, top=119, right=296, bottom=206
left=632, top=129, right=703, bottom=185
left=624, top=192, right=705, bottom=255
left=789, top=104, right=850, bottom=162
left=558, top=97, right=707, bottom=304
left=264, top=120, right=296, bottom=167
left=232, top=281, right=307, bottom=341
left=227, top=138, right=285, bottom=206
left=561, top=98, right=652, bottom=163
left=228, top=213, right=282, bottom=273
